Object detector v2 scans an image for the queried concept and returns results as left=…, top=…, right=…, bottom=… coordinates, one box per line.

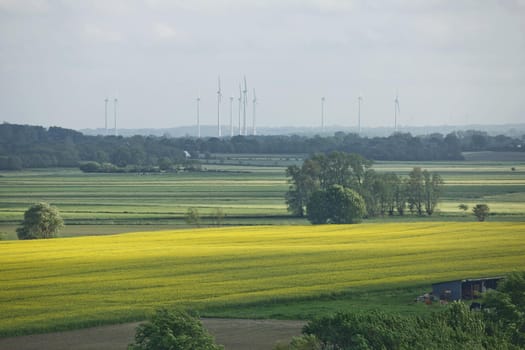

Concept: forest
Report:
left=0, top=122, right=523, bottom=170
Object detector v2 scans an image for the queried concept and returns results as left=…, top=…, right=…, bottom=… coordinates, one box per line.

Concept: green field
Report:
left=1, top=222, right=524, bottom=337
left=1, top=160, right=525, bottom=240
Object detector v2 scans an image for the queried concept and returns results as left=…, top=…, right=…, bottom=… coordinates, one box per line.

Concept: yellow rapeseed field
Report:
left=1, top=222, right=524, bottom=336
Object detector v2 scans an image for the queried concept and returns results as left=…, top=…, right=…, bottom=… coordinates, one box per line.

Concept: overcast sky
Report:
left=1, top=0, right=524, bottom=131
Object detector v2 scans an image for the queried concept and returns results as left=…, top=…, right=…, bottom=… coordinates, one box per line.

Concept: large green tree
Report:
left=423, top=170, right=444, bottom=215
left=473, top=204, right=490, bottom=221
left=285, top=152, right=370, bottom=217
left=285, top=161, right=320, bottom=217
left=307, top=185, right=366, bottom=224
left=406, top=167, right=425, bottom=215
left=128, top=308, right=223, bottom=350
left=16, top=202, right=64, bottom=240
left=483, top=271, right=525, bottom=347
left=406, top=168, right=443, bottom=216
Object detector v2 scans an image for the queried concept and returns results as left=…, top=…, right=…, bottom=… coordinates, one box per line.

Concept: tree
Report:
left=458, top=203, right=469, bottom=213
left=423, top=170, right=444, bottom=215
left=16, top=202, right=64, bottom=240
left=307, top=185, right=366, bottom=224
left=406, top=168, right=443, bottom=216
left=184, top=208, right=201, bottom=227
left=297, top=303, right=505, bottom=350
left=212, top=208, right=225, bottom=226
left=406, top=167, right=424, bottom=215
left=285, top=164, right=319, bottom=217
left=128, top=308, right=223, bottom=350
left=285, top=152, right=370, bottom=217
left=472, top=204, right=490, bottom=221
left=483, top=271, right=525, bottom=347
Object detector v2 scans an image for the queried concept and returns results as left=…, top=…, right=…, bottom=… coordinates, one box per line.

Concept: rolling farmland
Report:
left=1, top=160, right=525, bottom=239
left=1, top=222, right=524, bottom=336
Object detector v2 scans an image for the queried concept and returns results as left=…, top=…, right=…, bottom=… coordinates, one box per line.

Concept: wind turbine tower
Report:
left=104, top=98, right=108, bottom=135
left=238, top=85, right=242, bottom=135
left=394, top=92, right=400, bottom=131
left=196, top=95, right=201, bottom=138
left=113, top=98, right=118, bottom=136
left=321, top=97, right=325, bottom=131
left=217, top=76, right=222, bottom=137
left=252, top=88, right=257, bottom=136
left=358, top=96, right=362, bottom=134
left=242, top=76, right=248, bottom=136
left=229, top=96, right=234, bottom=137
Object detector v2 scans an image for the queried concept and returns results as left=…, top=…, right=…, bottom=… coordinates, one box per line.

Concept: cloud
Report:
left=0, top=0, right=50, bottom=14
left=152, top=23, right=179, bottom=40
left=83, top=24, right=122, bottom=43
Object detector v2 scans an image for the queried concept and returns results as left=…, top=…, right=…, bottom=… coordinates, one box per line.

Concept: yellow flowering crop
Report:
left=1, top=222, right=524, bottom=336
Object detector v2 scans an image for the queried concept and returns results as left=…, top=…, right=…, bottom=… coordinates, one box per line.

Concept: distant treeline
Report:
left=0, top=123, right=523, bottom=170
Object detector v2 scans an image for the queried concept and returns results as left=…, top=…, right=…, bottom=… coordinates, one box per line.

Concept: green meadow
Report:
left=1, top=160, right=525, bottom=239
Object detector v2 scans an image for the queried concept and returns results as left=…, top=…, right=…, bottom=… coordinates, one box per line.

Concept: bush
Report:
left=128, top=308, right=223, bottom=350
left=16, top=202, right=64, bottom=240
left=297, top=302, right=511, bottom=350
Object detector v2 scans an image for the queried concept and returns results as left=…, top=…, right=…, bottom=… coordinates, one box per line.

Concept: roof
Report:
left=432, top=276, right=505, bottom=286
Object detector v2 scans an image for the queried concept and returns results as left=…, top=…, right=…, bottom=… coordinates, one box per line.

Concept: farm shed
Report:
left=432, top=276, right=504, bottom=301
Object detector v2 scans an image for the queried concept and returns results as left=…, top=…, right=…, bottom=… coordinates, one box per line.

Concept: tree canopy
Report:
left=307, top=185, right=366, bottom=224
left=128, top=308, right=223, bottom=350
left=16, top=202, right=64, bottom=240
left=5, top=123, right=523, bottom=170
left=286, top=152, right=444, bottom=220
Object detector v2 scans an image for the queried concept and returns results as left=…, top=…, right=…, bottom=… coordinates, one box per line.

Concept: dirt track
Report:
left=0, top=319, right=305, bottom=350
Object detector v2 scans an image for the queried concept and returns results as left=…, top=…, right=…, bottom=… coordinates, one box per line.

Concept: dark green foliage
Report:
left=300, top=302, right=512, bottom=350
left=307, top=185, right=366, bottom=224
left=128, top=308, right=223, bottom=350
left=274, top=335, right=321, bottom=350
left=287, top=152, right=445, bottom=220
left=286, top=152, right=372, bottom=218
left=286, top=164, right=320, bottom=217
left=184, top=208, right=201, bottom=227
left=407, top=167, right=424, bottom=215
left=458, top=203, right=469, bottom=212
left=473, top=204, right=490, bottom=221
left=423, top=171, right=444, bottom=216
left=483, top=272, right=525, bottom=347
left=305, top=191, right=330, bottom=224
left=16, top=202, right=64, bottom=240
left=407, top=168, right=444, bottom=216
left=0, top=123, right=186, bottom=170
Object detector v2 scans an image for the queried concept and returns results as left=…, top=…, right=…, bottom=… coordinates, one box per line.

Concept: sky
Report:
left=0, top=0, right=524, bottom=131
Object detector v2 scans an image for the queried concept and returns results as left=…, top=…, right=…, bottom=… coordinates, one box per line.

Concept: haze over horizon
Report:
left=1, top=1, right=524, bottom=131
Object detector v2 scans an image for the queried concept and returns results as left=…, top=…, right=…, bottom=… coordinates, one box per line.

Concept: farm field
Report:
left=1, top=159, right=525, bottom=240
left=1, top=222, right=524, bottom=337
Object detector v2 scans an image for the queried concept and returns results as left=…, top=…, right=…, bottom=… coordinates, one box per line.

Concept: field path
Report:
left=0, top=318, right=305, bottom=350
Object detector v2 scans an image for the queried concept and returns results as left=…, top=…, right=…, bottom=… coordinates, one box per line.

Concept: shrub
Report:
left=128, top=308, right=223, bottom=350
left=16, top=202, right=64, bottom=240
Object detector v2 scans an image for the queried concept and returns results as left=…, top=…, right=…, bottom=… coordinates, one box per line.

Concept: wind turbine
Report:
left=358, top=96, right=362, bottom=134
left=321, top=97, right=325, bottom=131
left=104, top=98, right=108, bottom=135
left=242, top=76, right=248, bottom=136
left=113, top=98, right=118, bottom=136
left=196, top=95, right=201, bottom=138
left=229, top=95, right=234, bottom=137
left=252, top=88, right=257, bottom=136
left=238, top=85, right=242, bottom=135
left=394, top=92, right=400, bottom=131
left=217, top=76, right=222, bottom=137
